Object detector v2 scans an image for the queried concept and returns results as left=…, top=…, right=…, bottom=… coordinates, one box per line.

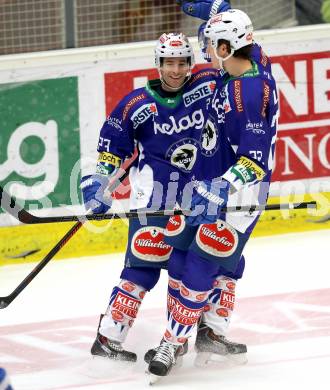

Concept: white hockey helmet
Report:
left=155, top=33, right=195, bottom=68
left=204, top=9, right=253, bottom=52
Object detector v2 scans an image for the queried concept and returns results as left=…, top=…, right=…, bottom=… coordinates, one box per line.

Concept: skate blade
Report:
left=145, top=355, right=183, bottom=385
left=145, top=370, right=163, bottom=385
left=148, top=373, right=162, bottom=385
left=227, top=352, right=248, bottom=365
left=194, top=352, right=212, bottom=367
left=194, top=352, right=248, bottom=367
left=91, top=354, right=135, bottom=365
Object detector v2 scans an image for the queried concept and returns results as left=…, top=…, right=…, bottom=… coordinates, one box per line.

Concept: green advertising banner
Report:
left=0, top=77, right=81, bottom=210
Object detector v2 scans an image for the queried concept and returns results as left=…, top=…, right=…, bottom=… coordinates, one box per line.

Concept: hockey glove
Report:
left=186, top=179, right=230, bottom=226
left=178, top=0, right=231, bottom=21
left=198, top=22, right=211, bottom=62
left=80, top=174, right=112, bottom=214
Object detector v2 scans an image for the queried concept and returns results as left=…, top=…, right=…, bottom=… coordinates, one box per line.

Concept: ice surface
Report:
left=0, top=229, right=329, bottom=389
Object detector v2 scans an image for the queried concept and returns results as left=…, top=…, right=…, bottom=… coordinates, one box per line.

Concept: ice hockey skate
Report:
left=147, top=340, right=185, bottom=384
left=91, top=333, right=137, bottom=362
left=194, top=323, right=247, bottom=367
left=144, top=338, right=188, bottom=364
left=91, top=314, right=137, bottom=362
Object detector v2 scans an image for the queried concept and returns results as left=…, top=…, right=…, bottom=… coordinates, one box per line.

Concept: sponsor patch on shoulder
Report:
left=130, top=103, right=158, bottom=129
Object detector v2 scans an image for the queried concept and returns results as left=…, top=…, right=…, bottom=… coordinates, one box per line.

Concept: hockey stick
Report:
left=0, top=187, right=317, bottom=224
left=0, top=169, right=130, bottom=309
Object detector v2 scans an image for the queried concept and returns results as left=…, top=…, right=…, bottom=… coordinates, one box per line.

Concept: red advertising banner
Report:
left=273, top=126, right=330, bottom=181
left=272, top=51, right=330, bottom=124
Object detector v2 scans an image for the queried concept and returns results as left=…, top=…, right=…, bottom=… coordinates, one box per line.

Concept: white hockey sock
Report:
left=202, top=276, right=237, bottom=336
left=99, top=279, right=146, bottom=343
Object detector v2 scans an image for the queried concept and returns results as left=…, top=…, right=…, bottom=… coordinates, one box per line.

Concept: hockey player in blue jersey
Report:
left=80, top=2, right=275, bottom=369
left=145, top=2, right=275, bottom=372
left=178, top=0, right=272, bottom=366
left=147, top=8, right=279, bottom=378
left=192, top=10, right=273, bottom=366
left=80, top=32, right=230, bottom=362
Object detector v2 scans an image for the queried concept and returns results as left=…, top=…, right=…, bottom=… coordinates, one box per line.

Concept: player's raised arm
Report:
left=178, top=0, right=231, bottom=20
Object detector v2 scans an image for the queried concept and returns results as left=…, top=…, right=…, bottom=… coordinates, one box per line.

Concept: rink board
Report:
left=0, top=191, right=329, bottom=266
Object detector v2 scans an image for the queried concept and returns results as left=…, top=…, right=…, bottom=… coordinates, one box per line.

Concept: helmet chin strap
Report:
left=158, top=68, right=192, bottom=91
left=213, top=47, right=235, bottom=69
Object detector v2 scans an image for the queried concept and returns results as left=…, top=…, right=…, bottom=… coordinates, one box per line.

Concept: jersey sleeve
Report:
left=223, top=77, right=278, bottom=191
left=251, top=43, right=272, bottom=73
left=96, top=93, right=137, bottom=175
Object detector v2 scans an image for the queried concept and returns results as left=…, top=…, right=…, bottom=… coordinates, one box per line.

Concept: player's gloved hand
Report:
left=198, top=21, right=211, bottom=62
left=186, top=179, right=230, bottom=225
left=178, top=0, right=231, bottom=21
left=80, top=174, right=112, bottom=214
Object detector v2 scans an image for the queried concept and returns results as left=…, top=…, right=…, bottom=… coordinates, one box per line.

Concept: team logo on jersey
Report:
left=131, top=226, right=173, bottom=261
left=200, top=118, right=219, bottom=156
left=154, top=109, right=204, bottom=135
left=166, top=138, right=198, bottom=171
left=131, top=103, right=158, bottom=129
left=196, top=220, right=239, bottom=257
left=183, top=81, right=216, bottom=107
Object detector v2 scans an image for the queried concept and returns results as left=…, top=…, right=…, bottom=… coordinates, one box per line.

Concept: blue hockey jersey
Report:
left=97, top=70, right=218, bottom=210
left=201, top=59, right=279, bottom=233
left=96, top=43, right=275, bottom=213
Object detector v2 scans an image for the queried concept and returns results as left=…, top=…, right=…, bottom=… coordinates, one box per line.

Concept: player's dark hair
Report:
left=217, top=39, right=253, bottom=60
